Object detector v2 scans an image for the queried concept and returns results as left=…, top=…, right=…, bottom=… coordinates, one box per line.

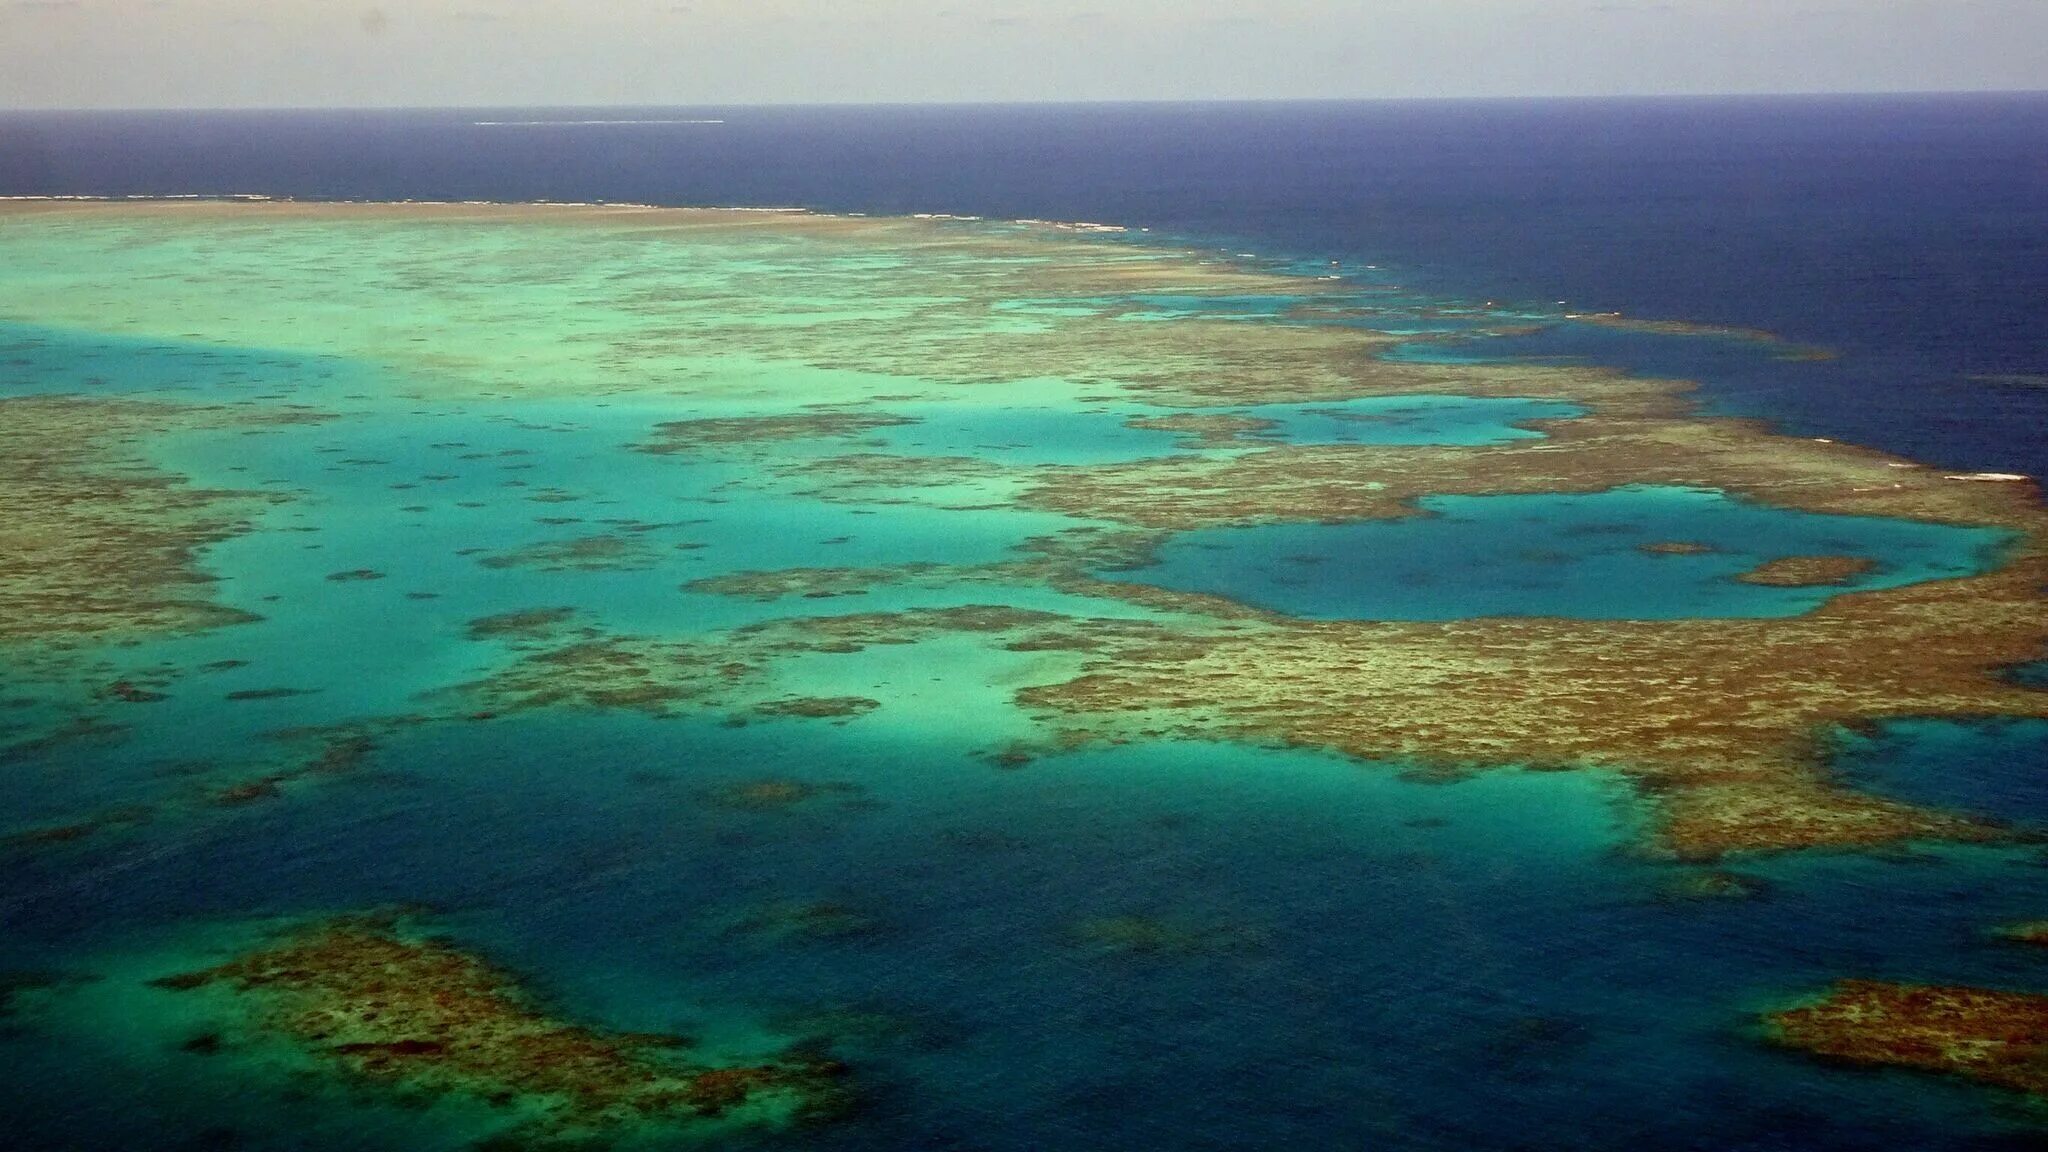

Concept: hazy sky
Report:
left=3, top=0, right=2044, bottom=109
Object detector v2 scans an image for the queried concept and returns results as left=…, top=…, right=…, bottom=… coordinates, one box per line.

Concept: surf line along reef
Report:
left=4, top=199, right=2048, bottom=1131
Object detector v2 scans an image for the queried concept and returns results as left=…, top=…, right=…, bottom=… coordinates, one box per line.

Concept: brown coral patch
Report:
left=477, top=534, right=656, bottom=573
left=4, top=805, right=152, bottom=853
left=726, top=900, right=884, bottom=943
left=1993, top=922, right=2048, bottom=946
left=452, top=635, right=752, bottom=717
left=465, top=607, right=578, bottom=641
left=150, top=915, right=848, bottom=1137
left=702, top=779, right=865, bottom=812
left=1123, top=412, right=1278, bottom=449
left=1655, top=869, right=1770, bottom=902
left=686, top=562, right=963, bottom=602
left=639, top=410, right=916, bottom=452
left=751, top=696, right=882, bottom=721
left=1734, top=555, right=1879, bottom=587
left=212, top=778, right=284, bottom=806
left=1766, top=980, right=2048, bottom=1096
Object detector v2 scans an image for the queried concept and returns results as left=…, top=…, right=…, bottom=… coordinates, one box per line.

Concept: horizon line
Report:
left=8, top=88, right=2048, bottom=115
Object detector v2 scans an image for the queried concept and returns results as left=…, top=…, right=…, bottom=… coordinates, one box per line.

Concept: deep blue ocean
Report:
left=4, top=96, right=2047, bottom=475
left=4, top=98, right=2048, bottom=1152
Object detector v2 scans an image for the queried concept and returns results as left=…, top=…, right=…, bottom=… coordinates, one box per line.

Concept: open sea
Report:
left=1, top=97, right=2046, bottom=1151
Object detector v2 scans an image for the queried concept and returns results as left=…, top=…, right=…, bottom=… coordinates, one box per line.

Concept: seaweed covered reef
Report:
left=148, top=912, right=851, bottom=1144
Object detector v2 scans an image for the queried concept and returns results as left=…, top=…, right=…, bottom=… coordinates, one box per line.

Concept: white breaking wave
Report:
left=471, top=119, right=725, bottom=127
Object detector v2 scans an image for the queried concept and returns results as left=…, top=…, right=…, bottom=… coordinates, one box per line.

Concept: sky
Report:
left=1, top=0, right=2044, bottom=109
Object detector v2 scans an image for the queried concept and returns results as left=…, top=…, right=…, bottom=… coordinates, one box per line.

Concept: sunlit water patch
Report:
left=1121, top=485, right=2013, bottom=621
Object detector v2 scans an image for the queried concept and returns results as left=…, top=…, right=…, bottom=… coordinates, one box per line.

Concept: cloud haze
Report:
left=3, top=0, right=2044, bottom=109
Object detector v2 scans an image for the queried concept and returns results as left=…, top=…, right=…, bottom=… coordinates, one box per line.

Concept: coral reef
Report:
left=1994, top=922, right=2048, bottom=946
left=149, top=914, right=850, bottom=1140
left=724, top=900, right=884, bottom=943
left=751, top=696, right=881, bottom=721
left=10, top=201, right=2047, bottom=868
left=1766, top=980, right=2048, bottom=1096
left=701, top=779, right=867, bottom=812
left=1122, top=412, right=1278, bottom=449
left=477, top=535, right=657, bottom=573
left=0, top=395, right=298, bottom=647
left=639, top=410, right=915, bottom=451
left=466, top=607, right=579, bottom=641
left=1656, top=869, right=1770, bottom=902
left=1018, top=413, right=2040, bottom=534
left=456, top=590, right=2043, bottom=858
left=1007, top=584, right=2041, bottom=858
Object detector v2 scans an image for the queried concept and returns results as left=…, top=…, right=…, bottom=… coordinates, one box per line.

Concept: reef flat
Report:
left=0, top=394, right=304, bottom=648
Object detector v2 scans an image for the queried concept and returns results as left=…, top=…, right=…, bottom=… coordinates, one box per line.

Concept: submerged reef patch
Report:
left=721, top=899, right=886, bottom=944
left=465, top=607, right=579, bottom=641
left=147, top=913, right=850, bottom=1142
left=751, top=696, right=882, bottom=721
left=1063, top=914, right=1267, bottom=959
left=701, top=778, right=868, bottom=812
left=639, top=410, right=917, bottom=452
left=1121, top=412, right=1280, bottom=449
left=1766, top=981, right=2048, bottom=1097
left=1994, top=922, right=2048, bottom=946
left=1734, top=555, right=1879, bottom=587
left=477, top=534, right=658, bottom=573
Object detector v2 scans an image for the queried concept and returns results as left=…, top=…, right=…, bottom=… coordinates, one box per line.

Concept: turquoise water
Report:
left=858, top=394, right=1584, bottom=464
left=1125, top=485, right=2014, bottom=620
left=1229, top=395, right=1581, bottom=447
left=3, top=225, right=2047, bottom=1152
left=0, top=319, right=387, bottom=400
